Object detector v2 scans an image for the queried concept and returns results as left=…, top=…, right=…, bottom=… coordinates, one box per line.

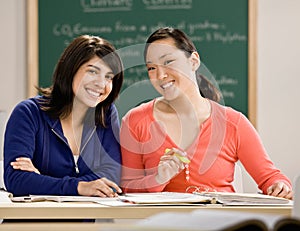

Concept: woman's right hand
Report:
left=155, top=148, right=186, bottom=184
left=77, top=177, right=122, bottom=197
left=10, top=157, right=40, bottom=174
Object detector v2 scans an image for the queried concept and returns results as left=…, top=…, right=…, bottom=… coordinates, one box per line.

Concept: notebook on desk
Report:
left=192, top=191, right=292, bottom=206
left=6, top=191, right=293, bottom=207
left=117, top=192, right=291, bottom=206
left=132, top=188, right=297, bottom=231
left=117, top=192, right=216, bottom=205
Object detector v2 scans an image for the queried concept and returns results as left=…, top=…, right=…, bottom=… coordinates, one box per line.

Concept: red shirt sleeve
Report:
left=235, top=113, right=292, bottom=193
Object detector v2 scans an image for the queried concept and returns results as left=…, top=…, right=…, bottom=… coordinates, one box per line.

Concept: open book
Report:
left=192, top=191, right=292, bottom=206
left=8, top=192, right=292, bottom=207
left=0, top=188, right=13, bottom=203
left=9, top=192, right=214, bottom=206
left=118, top=192, right=291, bottom=206
left=118, top=192, right=215, bottom=205
left=9, top=195, right=118, bottom=203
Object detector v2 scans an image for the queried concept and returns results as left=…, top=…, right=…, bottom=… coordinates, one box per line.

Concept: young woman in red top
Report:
left=120, top=27, right=293, bottom=199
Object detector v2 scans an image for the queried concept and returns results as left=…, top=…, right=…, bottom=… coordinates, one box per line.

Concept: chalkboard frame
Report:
left=26, top=0, right=257, bottom=126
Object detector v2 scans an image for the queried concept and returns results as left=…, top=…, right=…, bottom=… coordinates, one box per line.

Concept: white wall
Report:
left=0, top=0, right=26, bottom=161
left=0, top=0, right=299, bottom=192
left=238, top=0, right=300, bottom=192
left=256, top=0, right=300, bottom=191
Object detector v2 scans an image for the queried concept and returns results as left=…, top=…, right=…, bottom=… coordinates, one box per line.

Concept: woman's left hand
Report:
left=267, top=181, right=293, bottom=199
left=77, top=177, right=122, bottom=197
left=10, top=157, right=40, bottom=174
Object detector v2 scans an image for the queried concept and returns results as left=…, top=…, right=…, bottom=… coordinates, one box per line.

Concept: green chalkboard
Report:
left=36, top=0, right=255, bottom=121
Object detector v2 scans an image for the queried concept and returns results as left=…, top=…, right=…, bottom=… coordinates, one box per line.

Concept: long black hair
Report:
left=38, top=35, right=124, bottom=127
left=144, top=27, right=222, bottom=103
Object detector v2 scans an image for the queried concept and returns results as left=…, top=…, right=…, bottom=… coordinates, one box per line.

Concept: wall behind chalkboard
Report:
left=36, top=0, right=255, bottom=120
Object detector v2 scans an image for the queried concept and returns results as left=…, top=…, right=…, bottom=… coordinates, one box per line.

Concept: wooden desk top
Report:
left=0, top=201, right=292, bottom=219
left=0, top=223, right=148, bottom=231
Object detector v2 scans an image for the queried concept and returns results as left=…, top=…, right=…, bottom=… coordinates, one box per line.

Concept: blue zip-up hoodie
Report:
left=4, top=96, right=121, bottom=196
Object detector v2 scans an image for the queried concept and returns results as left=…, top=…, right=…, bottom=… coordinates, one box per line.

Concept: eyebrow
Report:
left=87, top=64, right=115, bottom=75
left=87, top=64, right=114, bottom=75
left=146, top=53, right=173, bottom=64
left=87, top=64, right=101, bottom=71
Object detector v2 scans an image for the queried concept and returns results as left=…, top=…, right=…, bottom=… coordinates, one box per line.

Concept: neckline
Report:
left=149, top=98, right=213, bottom=152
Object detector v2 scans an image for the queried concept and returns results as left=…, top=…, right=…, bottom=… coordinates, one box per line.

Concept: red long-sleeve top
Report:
left=120, top=99, right=291, bottom=194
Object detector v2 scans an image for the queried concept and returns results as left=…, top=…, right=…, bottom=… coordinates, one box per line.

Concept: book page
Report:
left=10, top=195, right=119, bottom=203
left=117, top=192, right=215, bottom=204
left=0, top=189, right=13, bottom=203
left=193, top=192, right=292, bottom=206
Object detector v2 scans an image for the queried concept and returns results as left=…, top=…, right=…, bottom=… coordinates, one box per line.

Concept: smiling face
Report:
left=145, top=38, right=200, bottom=101
left=72, top=56, right=114, bottom=110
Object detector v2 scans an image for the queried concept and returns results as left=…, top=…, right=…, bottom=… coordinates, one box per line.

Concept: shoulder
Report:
left=108, top=103, right=118, bottom=115
left=11, top=96, right=42, bottom=116
left=105, top=103, right=117, bottom=117
left=6, top=96, right=47, bottom=131
left=104, top=103, right=120, bottom=127
left=210, top=101, right=248, bottom=128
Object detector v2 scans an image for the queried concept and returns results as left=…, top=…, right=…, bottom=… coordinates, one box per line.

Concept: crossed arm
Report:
left=10, top=157, right=122, bottom=197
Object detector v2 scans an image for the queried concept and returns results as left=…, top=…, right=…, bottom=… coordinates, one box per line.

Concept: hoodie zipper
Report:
left=51, top=128, right=80, bottom=174
left=51, top=127, right=97, bottom=174
left=74, top=155, right=80, bottom=174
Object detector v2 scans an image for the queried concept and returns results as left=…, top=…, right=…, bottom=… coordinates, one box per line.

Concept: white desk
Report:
left=0, top=201, right=292, bottom=220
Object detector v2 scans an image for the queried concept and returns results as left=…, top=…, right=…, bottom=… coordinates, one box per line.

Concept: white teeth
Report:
left=87, top=89, right=100, bottom=97
left=161, top=81, right=173, bottom=89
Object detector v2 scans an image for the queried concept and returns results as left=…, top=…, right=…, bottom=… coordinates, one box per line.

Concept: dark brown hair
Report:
left=38, top=35, right=124, bottom=127
left=144, top=27, right=222, bottom=102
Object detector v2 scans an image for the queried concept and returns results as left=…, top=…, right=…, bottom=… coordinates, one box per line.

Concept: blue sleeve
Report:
left=3, top=100, right=79, bottom=196
left=4, top=101, right=121, bottom=196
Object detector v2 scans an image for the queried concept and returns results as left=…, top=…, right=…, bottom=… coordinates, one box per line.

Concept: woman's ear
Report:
left=190, top=51, right=200, bottom=71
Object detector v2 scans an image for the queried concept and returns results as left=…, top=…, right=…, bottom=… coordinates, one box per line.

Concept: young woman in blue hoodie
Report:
left=4, top=35, right=123, bottom=197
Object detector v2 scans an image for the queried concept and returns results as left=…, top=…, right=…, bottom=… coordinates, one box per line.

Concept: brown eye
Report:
left=105, top=74, right=114, bottom=81
left=88, top=69, right=97, bottom=75
left=164, top=60, right=174, bottom=65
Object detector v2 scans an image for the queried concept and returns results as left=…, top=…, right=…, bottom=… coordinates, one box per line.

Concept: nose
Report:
left=94, top=75, right=107, bottom=88
left=157, top=66, right=168, bottom=80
